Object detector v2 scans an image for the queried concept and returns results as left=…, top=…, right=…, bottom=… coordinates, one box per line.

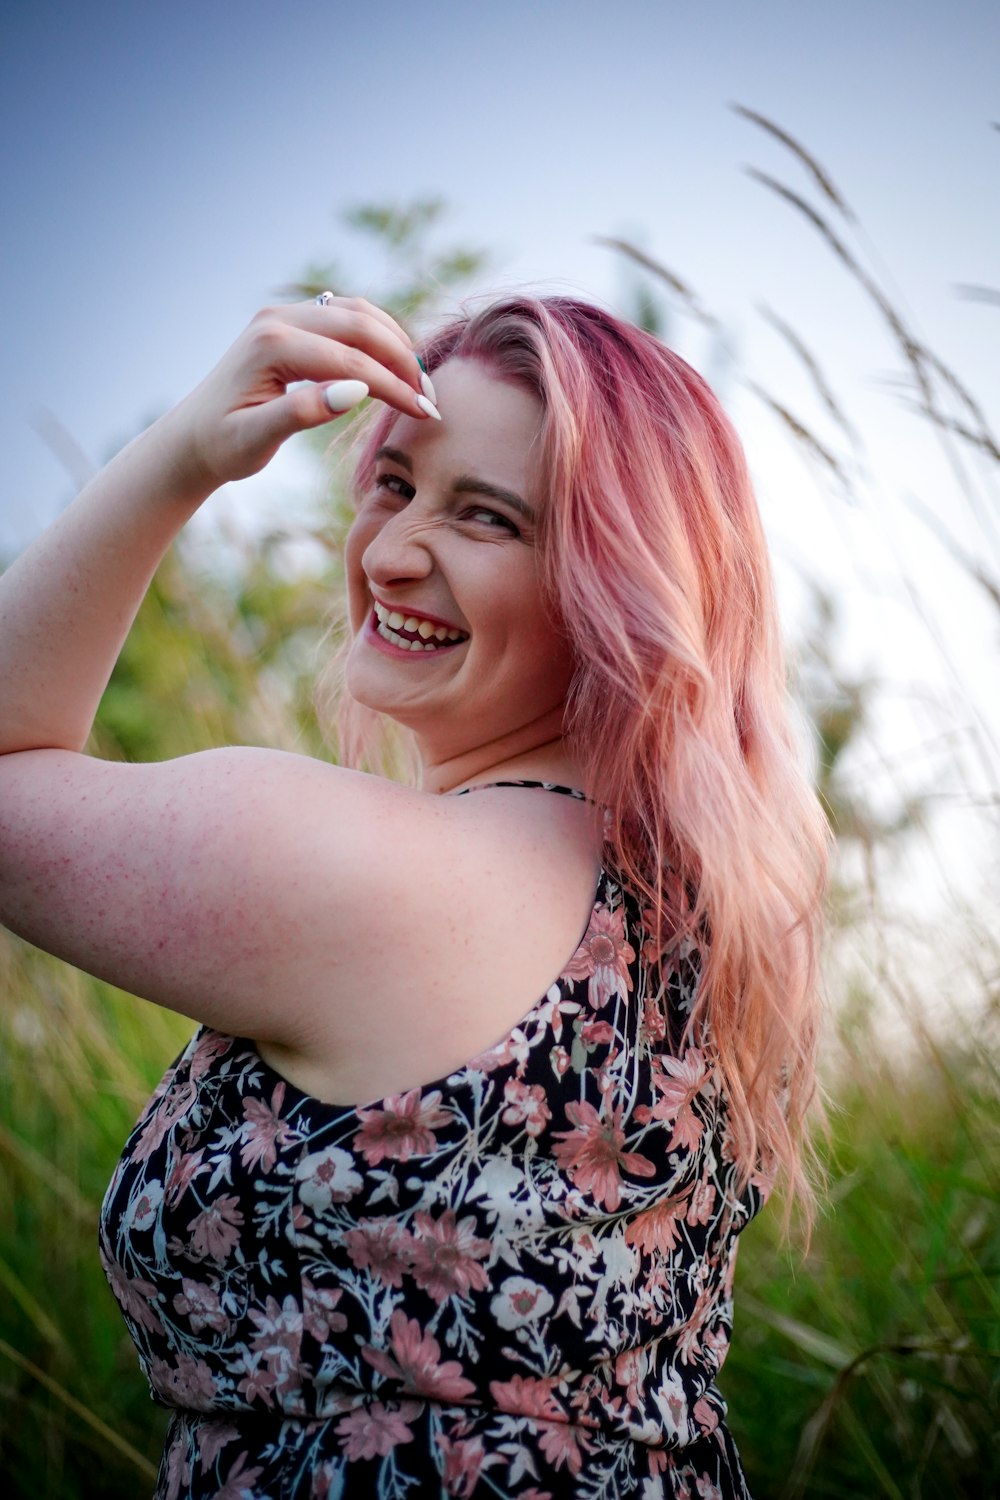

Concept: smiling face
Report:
left=343, top=358, right=575, bottom=770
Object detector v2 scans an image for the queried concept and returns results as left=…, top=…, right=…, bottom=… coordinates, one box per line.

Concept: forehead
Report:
left=382, top=358, right=545, bottom=494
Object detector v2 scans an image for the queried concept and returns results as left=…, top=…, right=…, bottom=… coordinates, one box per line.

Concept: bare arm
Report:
left=0, top=298, right=429, bottom=756
left=0, top=298, right=441, bottom=1042
left=0, top=415, right=213, bottom=754
left=0, top=746, right=600, bottom=1077
left=0, top=745, right=442, bottom=1044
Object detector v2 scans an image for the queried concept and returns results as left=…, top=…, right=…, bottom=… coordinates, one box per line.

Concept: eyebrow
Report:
left=374, top=445, right=536, bottom=523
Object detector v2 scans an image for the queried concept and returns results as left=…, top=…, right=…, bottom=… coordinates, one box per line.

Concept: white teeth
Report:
left=371, top=601, right=468, bottom=651
left=376, top=621, right=441, bottom=651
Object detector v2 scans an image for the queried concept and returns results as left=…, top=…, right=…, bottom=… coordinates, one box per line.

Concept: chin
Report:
left=343, top=655, right=385, bottom=715
left=342, top=657, right=415, bottom=728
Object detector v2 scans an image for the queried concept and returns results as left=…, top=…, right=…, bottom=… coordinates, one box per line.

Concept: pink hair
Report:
left=330, top=296, right=831, bottom=1231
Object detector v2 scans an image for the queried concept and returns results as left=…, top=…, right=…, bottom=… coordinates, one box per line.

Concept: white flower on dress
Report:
left=125, top=1176, right=164, bottom=1231
left=653, top=1369, right=690, bottom=1442
left=490, top=1276, right=554, bottom=1330
left=295, top=1146, right=363, bottom=1214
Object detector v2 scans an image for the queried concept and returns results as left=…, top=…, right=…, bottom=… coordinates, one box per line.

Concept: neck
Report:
left=418, top=710, right=582, bottom=795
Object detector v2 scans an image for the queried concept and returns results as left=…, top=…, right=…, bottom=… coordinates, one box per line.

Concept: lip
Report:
left=370, top=594, right=467, bottom=634
left=364, top=610, right=467, bottom=660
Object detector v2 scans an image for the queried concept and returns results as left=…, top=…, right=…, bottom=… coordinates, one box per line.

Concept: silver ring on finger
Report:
left=315, top=291, right=335, bottom=306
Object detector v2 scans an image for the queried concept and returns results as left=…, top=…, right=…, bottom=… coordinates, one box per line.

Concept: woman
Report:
left=0, top=293, right=830, bottom=1498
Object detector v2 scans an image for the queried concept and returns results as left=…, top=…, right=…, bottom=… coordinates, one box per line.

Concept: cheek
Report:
left=530, top=594, right=574, bottom=683
left=538, top=633, right=576, bottom=695
left=511, top=592, right=575, bottom=691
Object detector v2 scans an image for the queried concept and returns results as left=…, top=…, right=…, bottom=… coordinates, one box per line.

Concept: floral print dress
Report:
left=100, top=783, right=766, bottom=1499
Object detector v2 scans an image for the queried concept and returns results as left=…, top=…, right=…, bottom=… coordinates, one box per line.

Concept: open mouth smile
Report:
left=371, top=600, right=469, bottom=652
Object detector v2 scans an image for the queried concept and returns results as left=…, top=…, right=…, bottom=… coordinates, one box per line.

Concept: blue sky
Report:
left=2, top=0, right=998, bottom=923
left=2, top=0, right=996, bottom=546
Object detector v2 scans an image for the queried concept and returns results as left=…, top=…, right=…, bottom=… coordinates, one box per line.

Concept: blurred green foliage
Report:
left=1, top=186, right=997, bottom=1496
left=727, top=1045, right=1000, bottom=1496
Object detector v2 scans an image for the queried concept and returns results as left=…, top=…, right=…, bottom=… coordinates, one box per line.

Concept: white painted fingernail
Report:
left=416, top=394, right=442, bottom=421
left=420, top=371, right=437, bottom=404
left=323, top=380, right=369, bottom=414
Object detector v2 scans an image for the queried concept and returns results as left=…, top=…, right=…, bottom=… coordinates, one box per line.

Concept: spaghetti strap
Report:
left=453, top=778, right=591, bottom=801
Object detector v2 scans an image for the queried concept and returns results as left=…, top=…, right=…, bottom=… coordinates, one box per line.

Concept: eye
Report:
left=374, top=472, right=414, bottom=500
left=464, top=506, right=520, bottom=536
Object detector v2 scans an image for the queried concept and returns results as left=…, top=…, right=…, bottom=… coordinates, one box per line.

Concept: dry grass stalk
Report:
left=756, top=302, right=864, bottom=456
left=591, top=235, right=720, bottom=329
left=731, top=104, right=857, bottom=222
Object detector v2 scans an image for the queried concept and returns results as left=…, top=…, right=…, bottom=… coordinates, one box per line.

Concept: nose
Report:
left=360, top=506, right=435, bottom=591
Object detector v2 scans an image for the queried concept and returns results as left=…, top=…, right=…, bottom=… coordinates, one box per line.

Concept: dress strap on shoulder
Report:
left=453, top=780, right=591, bottom=802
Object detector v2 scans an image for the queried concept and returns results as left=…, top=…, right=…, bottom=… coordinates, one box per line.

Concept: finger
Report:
left=320, top=380, right=371, bottom=415
left=314, top=294, right=414, bottom=349
left=309, top=304, right=422, bottom=393
left=279, top=298, right=418, bottom=385
left=223, top=379, right=371, bottom=464
left=249, top=325, right=437, bottom=420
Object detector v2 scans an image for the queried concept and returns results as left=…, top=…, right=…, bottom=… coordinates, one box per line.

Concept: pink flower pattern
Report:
left=353, top=1089, right=450, bottom=1166
left=624, top=1190, right=692, bottom=1257
left=563, top=902, right=636, bottom=1009
left=407, top=1208, right=492, bottom=1304
left=489, top=1372, right=565, bottom=1422
left=239, top=1082, right=297, bottom=1170
left=362, top=1311, right=478, bottom=1402
left=335, top=1398, right=421, bottom=1461
left=552, top=1098, right=657, bottom=1211
left=185, top=1194, right=243, bottom=1262
left=435, top=1431, right=491, bottom=1498
left=500, top=1077, right=552, bottom=1136
left=164, top=1145, right=206, bottom=1208
left=172, top=1278, right=228, bottom=1335
left=99, top=785, right=762, bottom=1498
left=343, top=1218, right=414, bottom=1289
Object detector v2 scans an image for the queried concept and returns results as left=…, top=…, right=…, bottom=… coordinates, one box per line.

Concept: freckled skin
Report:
left=0, top=302, right=600, bottom=1104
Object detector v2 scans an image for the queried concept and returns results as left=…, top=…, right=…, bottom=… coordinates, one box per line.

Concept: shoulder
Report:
left=0, top=747, right=598, bottom=1049
left=192, top=755, right=598, bottom=907
left=0, top=746, right=431, bottom=1035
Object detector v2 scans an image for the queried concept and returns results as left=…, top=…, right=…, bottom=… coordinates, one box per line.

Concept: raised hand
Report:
left=0, top=295, right=438, bottom=758
left=169, top=295, right=439, bottom=491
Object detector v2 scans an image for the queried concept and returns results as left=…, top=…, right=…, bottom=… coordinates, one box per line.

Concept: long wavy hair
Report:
left=328, top=295, right=832, bottom=1231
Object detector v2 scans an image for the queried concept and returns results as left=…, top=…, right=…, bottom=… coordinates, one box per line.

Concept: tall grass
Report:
left=0, top=956, right=179, bottom=1489
left=729, top=1001, right=1000, bottom=1495
left=607, top=107, right=999, bottom=1495
left=1, top=144, right=998, bottom=1494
